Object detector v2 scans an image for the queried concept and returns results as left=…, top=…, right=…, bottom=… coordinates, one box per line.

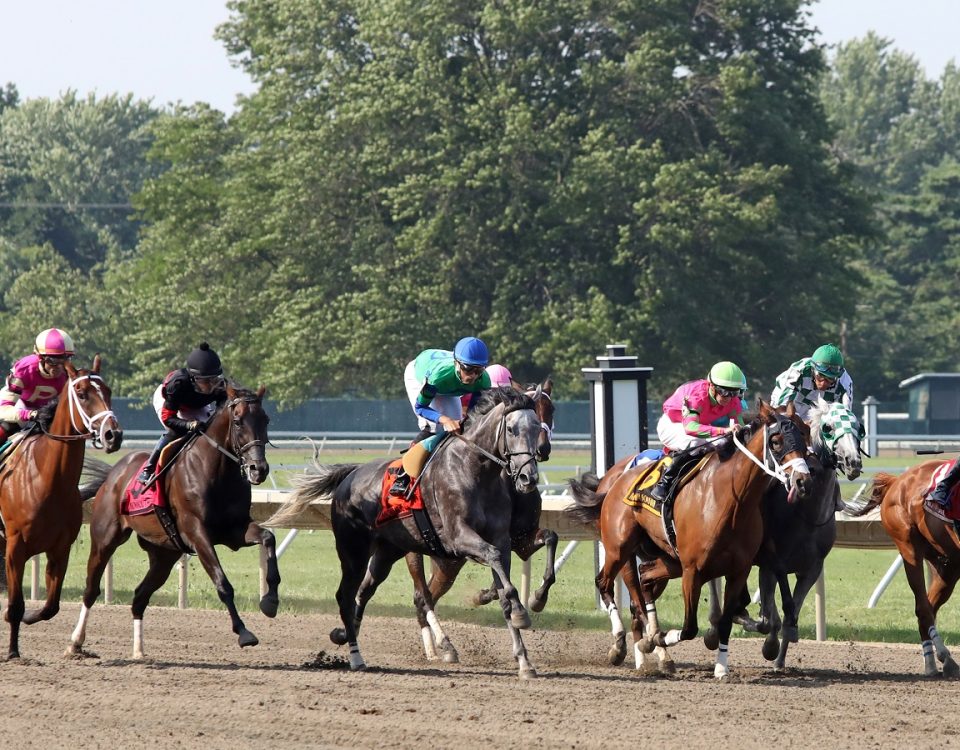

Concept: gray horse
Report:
left=267, top=387, right=542, bottom=678
left=707, top=399, right=864, bottom=668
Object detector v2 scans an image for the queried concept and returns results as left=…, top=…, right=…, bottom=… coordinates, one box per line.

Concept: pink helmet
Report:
left=34, top=328, right=75, bottom=357
left=486, top=363, right=513, bottom=387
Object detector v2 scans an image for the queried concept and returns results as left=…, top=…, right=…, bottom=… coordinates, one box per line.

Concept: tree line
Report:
left=0, top=1, right=957, bottom=406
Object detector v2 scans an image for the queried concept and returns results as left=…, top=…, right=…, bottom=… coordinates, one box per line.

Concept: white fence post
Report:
left=863, top=396, right=879, bottom=458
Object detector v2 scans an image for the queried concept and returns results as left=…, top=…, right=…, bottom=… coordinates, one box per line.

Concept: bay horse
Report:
left=846, top=457, right=960, bottom=677
left=65, top=383, right=280, bottom=659
left=0, top=355, right=123, bottom=659
left=267, top=387, right=542, bottom=678
left=402, top=379, right=560, bottom=662
left=707, top=399, right=865, bottom=668
left=567, top=400, right=811, bottom=678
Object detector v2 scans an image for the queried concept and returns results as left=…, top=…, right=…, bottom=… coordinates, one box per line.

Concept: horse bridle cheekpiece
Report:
left=200, top=394, right=265, bottom=483
left=43, top=374, right=117, bottom=447
left=493, top=406, right=538, bottom=484
left=732, top=412, right=809, bottom=489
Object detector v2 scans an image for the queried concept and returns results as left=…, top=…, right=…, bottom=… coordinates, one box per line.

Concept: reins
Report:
left=194, top=394, right=265, bottom=478
left=731, top=419, right=807, bottom=488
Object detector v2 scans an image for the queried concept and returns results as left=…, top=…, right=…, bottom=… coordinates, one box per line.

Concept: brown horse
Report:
left=847, top=460, right=960, bottom=677
left=567, top=400, right=811, bottom=678
left=0, top=355, right=123, bottom=659
left=66, top=383, right=280, bottom=659
left=400, top=380, right=559, bottom=662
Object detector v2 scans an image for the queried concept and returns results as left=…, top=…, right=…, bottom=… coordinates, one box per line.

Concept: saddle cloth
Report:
left=623, top=454, right=712, bottom=515
left=376, top=459, right=425, bottom=527
left=120, top=440, right=185, bottom=516
left=923, top=460, right=960, bottom=521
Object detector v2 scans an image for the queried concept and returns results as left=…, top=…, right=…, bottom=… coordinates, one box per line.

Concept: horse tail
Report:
left=264, top=463, right=359, bottom=528
left=79, top=456, right=112, bottom=501
left=843, top=472, right=896, bottom=517
left=565, top=477, right=606, bottom=526
left=578, top=471, right=601, bottom=492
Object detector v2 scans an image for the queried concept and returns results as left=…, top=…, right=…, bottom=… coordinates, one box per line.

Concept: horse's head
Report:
left=63, top=355, right=123, bottom=452
left=524, top=378, right=554, bottom=462
left=810, top=400, right=863, bottom=481
left=220, top=383, right=270, bottom=485
left=471, top=387, right=540, bottom=494
left=758, top=399, right=811, bottom=502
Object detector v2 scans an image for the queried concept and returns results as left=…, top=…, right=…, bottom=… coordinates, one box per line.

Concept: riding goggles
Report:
left=813, top=363, right=843, bottom=379
left=457, top=361, right=484, bottom=377
left=713, top=385, right=744, bottom=399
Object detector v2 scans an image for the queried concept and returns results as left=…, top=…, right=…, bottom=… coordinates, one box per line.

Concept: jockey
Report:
left=391, top=336, right=492, bottom=496
left=770, top=343, right=853, bottom=424
left=0, top=328, right=75, bottom=444
left=647, top=361, right=747, bottom=503
left=136, top=342, right=226, bottom=485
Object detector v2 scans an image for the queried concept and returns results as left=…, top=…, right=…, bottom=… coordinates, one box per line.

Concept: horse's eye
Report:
left=76, top=391, right=87, bottom=401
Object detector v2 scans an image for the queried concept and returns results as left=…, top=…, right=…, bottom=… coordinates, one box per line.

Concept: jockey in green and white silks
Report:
left=770, top=344, right=853, bottom=424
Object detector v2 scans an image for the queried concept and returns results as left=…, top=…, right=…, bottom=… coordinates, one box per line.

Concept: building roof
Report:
left=899, top=373, right=960, bottom=389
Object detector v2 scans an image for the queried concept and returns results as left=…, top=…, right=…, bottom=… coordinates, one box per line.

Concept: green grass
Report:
left=45, top=445, right=948, bottom=644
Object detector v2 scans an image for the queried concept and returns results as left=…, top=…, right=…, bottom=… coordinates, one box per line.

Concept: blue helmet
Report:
left=453, top=337, right=489, bottom=367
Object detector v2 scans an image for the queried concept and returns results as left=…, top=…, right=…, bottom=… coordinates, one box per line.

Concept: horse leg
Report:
left=335, top=544, right=402, bottom=645
left=500, top=527, right=559, bottom=613
left=594, top=540, right=631, bottom=665
left=421, top=556, right=464, bottom=663
left=332, top=524, right=371, bottom=670
left=67, top=495, right=133, bottom=656
left=896, top=540, right=943, bottom=677
left=774, top=564, right=821, bottom=669
left=188, top=532, right=259, bottom=649
left=655, top=563, right=702, bottom=649
left=758, top=567, right=782, bottom=662
left=3, top=540, right=28, bottom=659
left=713, top=569, right=751, bottom=680
left=472, top=528, right=544, bottom=608
left=130, top=540, right=181, bottom=659
left=927, top=567, right=960, bottom=678
left=455, top=529, right=529, bottom=629
left=622, top=560, right=673, bottom=674
left=492, top=547, right=536, bottom=679
left=22, top=544, right=72, bottom=624
left=243, top=522, right=280, bottom=618
left=703, top=578, right=722, bottom=650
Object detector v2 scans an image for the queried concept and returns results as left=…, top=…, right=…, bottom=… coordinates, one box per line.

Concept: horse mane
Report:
left=35, top=399, right=58, bottom=430
left=473, top=386, right=535, bottom=416
left=806, top=398, right=831, bottom=452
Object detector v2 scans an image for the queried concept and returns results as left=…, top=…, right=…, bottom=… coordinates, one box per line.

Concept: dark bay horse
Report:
left=268, top=388, right=542, bottom=677
left=712, top=399, right=864, bottom=669
left=0, top=355, right=122, bottom=659
left=402, top=379, right=560, bottom=662
left=66, top=383, right=280, bottom=659
left=567, top=400, right=811, bottom=678
left=846, top=459, right=960, bottom=677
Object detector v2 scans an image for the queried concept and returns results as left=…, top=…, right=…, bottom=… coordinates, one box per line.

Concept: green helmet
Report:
left=708, top=361, right=747, bottom=390
left=811, top=344, right=844, bottom=379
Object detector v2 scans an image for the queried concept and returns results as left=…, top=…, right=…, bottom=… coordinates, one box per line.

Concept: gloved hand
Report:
left=187, top=420, right=202, bottom=432
left=28, top=410, right=38, bottom=421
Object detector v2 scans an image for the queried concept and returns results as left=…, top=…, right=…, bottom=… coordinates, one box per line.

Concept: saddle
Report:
left=624, top=454, right=712, bottom=553
left=122, top=438, right=192, bottom=553
left=377, top=460, right=446, bottom=557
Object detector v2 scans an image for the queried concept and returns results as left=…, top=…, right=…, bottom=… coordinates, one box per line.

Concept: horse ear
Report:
left=257, top=384, right=266, bottom=399
left=785, top=401, right=796, bottom=418
left=757, top=397, right=771, bottom=419
left=534, top=384, right=543, bottom=399
left=65, top=360, right=77, bottom=378
left=92, top=353, right=101, bottom=374
left=542, top=378, right=553, bottom=395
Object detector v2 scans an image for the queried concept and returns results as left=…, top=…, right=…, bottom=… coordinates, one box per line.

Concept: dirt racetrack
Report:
left=0, top=604, right=955, bottom=749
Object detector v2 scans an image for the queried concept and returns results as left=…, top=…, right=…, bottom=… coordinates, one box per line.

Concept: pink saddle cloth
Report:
left=923, top=461, right=960, bottom=520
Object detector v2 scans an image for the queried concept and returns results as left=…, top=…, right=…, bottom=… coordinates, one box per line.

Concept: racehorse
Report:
left=65, top=383, right=280, bottom=659
left=846, top=457, right=960, bottom=677
left=0, top=355, right=122, bottom=659
left=268, top=387, right=542, bottom=678
left=707, top=399, right=865, bottom=669
left=402, top=379, right=559, bottom=662
left=567, top=400, right=811, bottom=678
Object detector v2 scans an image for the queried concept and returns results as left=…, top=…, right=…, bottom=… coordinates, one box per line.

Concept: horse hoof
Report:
left=238, top=630, right=259, bottom=648
left=510, top=608, right=532, bottom=630
left=528, top=593, right=547, bottom=613
left=471, top=589, right=495, bottom=607
left=659, top=659, right=677, bottom=675
left=943, top=657, right=960, bottom=678
left=703, top=629, right=719, bottom=651
left=519, top=666, right=537, bottom=680
left=761, top=635, right=780, bottom=662
left=782, top=625, right=799, bottom=644
left=609, top=633, right=627, bottom=666
left=330, top=627, right=348, bottom=646
left=259, top=595, right=279, bottom=618
left=441, top=649, right=460, bottom=664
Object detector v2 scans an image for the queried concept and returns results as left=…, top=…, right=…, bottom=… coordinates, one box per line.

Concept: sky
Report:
left=0, top=1, right=958, bottom=115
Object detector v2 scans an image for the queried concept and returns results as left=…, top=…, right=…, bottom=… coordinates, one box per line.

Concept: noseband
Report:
left=40, top=374, right=117, bottom=447
left=199, top=395, right=266, bottom=481
left=732, top=414, right=808, bottom=488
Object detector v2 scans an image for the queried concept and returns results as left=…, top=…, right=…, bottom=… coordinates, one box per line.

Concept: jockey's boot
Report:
left=137, top=445, right=164, bottom=485
left=389, top=470, right=411, bottom=496
left=648, top=444, right=712, bottom=503
left=391, top=441, right=430, bottom=496
left=930, top=460, right=960, bottom=508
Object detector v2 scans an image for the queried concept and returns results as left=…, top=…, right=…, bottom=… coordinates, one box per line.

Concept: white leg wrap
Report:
left=133, top=619, right=144, bottom=659
left=70, top=604, right=90, bottom=647
left=421, top=626, right=438, bottom=660
left=664, top=629, right=682, bottom=647
left=714, top=643, right=729, bottom=679
left=348, top=642, right=366, bottom=670
left=605, top=602, right=624, bottom=635
left=922, top=639, right=938, bottom=676
left=930, top=625, right=951, bottom=663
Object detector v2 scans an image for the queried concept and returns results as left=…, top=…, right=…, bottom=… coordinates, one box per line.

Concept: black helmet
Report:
left=185, top=342, right=222, bottom=378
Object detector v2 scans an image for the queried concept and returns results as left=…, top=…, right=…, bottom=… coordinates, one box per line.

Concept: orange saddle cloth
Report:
left=120, top=440, right=185, bottom=516
left=376, top=459, right=425, bottom=526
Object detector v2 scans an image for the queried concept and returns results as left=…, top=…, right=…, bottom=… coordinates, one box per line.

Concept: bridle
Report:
left=39, top=374, right=117, bottom=448
left=525, top=387, right=554, bottom=442
left=199, top=394, right=267, bottom=483
left=455, top=404, right=539, bottom=486
left=731, top=413, right=809, bottom=489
